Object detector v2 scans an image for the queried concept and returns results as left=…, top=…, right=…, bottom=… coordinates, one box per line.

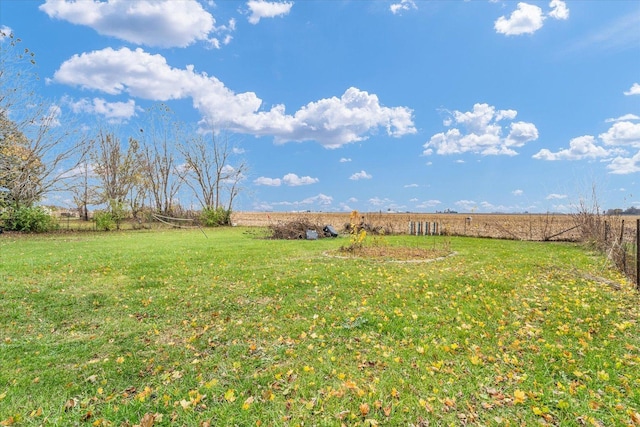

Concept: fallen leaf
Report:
left=359, top=402, right=370, bottom=416
left=224, top=389, right=236, bottom=403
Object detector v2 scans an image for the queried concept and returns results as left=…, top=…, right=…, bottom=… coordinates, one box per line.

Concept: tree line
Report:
left=0, top=31, right=246, bottom=232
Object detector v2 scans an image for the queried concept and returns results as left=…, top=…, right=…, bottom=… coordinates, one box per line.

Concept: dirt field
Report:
left=231, top=211, right=640, bottom=242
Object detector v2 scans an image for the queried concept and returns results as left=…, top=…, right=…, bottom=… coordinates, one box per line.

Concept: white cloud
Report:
left=533, top=135, right=610, bottom=160
left=546, top=193, right=567, bottom=200
left=67, top=97, right=138, bottom=122
left=247, top=0, right=293, bottom=24
left=625, top=83, right=640, bottom=96
left=423, top=103, right=538, bottom=156
left=339, top=157, right=352, bottom=163
left=59, top=162, right=97, bottom=179
left=599, top=121, right=640, bottom=147
left=512, top=189, right=524, bottom=196
left=368, top=197, right=392, bottom=207
left=454, top=200, right=478, bottom=212
left=350, top=170, right=372, bottom=180
left=254, top=173, right=318, bottom=186
left=548, top=0, right=569, bottom=20
left=416, top=199, right=441, bottom=208
left=605, top=113, right=640, bottom=123
left=282, top=173, right=319, bottom=186
left=38, top=0, right=228, bottom=48
left=52, top=47, right=415, bottom=148
left=300, top=193, right=333, bottom=206
left=254, top=177, right=281, bottom=186
left=390, top=0, right=417, bottom=15
left=495, top=3, right=545, bottom=36
left=404, top=183, right=419, bottom=188
left=494, top=1, right=568, bottom=36
left=608, top=151, right=640, bottom=174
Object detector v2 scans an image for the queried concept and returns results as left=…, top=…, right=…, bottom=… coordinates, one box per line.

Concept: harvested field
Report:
left=232, top=211, right=640, bottom=242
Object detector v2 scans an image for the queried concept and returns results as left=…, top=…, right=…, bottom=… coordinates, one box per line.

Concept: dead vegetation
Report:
left=266, top=217, right=332, bottom=240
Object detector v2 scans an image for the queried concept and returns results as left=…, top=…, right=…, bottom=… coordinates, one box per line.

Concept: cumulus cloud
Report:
left=494, top=3, right=545, bottom=36
left=390, top=0, right=417, bottom=15
left=38, top=0, right=231, bottom=48
left=52, top=47, right=415, bottom=148
left=404, top=183, right=419, bottom=188
left=254, top=173, right=318, bottom=186
left=624, top=83, right=640, bottom=96
left=534, top=118, right=640, bottom=174
left=299, top=193, right=333, bottom=206
left=423, top=103, right=538, bottom=156
left=599, top=121, right=640, bottom=147
left=350, top=170, right=372, bottom=180
left=512, top=189, right=524, bottom=196
left=282, top=173, right=319, bottom=186
left=67, top=97, right=138, bottom=122
left=606, top=114, right=640, bottom=123
left=607, top=151, right=640, bottom=175
left=339, top=157, right=352, bottom=163
left=494, top=1, right=568, bottom=36
left=533, top=135, right=611, bottom=160
left=247, top=0, right=293, bottom=24
left=548, top=0, right=569, bottom=20
left=254, top=176, right=281, bottom=186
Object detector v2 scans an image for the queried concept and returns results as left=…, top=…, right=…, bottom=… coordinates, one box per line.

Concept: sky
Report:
left=1, top=0, right=639, bottom=213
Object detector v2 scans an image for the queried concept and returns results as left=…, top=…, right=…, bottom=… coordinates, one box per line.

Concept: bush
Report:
left=1, top=206, right=56, bottom=233
left=200, top=207, right=231, bottom=227
left=94, top=211, right=116, bottom=231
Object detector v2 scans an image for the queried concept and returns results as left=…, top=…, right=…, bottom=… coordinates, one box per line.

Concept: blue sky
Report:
left=1, top=0, right=639, bottom=213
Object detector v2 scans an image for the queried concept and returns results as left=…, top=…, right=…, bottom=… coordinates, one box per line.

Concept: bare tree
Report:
left=178, top=130, right=247, bottom=211
left=0, top=31, right=87, bottom=208
left=91, top=131, right=141, bottom=207
left=67, top=163, right=99, bottom=221
left=137, top=105, right=183, bottom=215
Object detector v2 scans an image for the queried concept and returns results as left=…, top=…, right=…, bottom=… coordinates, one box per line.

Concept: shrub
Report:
left=94, top=211, right=116, bottom=231
left=1, top=206, right=56, bottom=233
left=200, top=207, right=231, bottom=227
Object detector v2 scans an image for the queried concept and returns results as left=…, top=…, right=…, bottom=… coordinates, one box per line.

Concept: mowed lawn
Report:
left=0, top=228, right=638, bottom=426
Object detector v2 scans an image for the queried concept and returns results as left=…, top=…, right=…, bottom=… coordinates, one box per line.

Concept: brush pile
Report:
left=267, top=219, right=329, bottom=240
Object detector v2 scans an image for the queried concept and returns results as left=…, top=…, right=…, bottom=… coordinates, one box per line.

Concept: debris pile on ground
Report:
left=268, top=219, right=338, bottom=240
left=342, top=222, right=391, bottom=235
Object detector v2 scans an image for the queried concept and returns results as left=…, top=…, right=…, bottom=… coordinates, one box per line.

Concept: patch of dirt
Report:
left=333, top=245, right=452, bottom=262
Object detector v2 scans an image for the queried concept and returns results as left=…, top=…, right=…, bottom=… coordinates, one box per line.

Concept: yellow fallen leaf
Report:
left=224, top=389, right=236, bottom=403
left=513, top=389, right=526, bottom=405
left=242, top=396, right=254, bottom=410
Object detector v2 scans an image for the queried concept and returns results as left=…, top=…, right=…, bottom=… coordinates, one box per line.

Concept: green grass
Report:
left=0, top=228, right=638, bottom=426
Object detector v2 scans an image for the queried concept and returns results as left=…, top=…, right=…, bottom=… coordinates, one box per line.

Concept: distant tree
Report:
left=178, top=130, right=247, bottom=213
left=67, top=162, right=99, bottom=221
left=0, top=30, right=86, bottom=209
left=137, top=105, right=183, bottom=216
left=91, top=130, right=141, bottom=213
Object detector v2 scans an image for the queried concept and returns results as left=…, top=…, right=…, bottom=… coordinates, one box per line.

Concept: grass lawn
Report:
left=0, top=228, right=638, bottom=426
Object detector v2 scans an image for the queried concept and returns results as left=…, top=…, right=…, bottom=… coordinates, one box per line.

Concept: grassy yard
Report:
left=0, top=228, right=638, bottom=426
